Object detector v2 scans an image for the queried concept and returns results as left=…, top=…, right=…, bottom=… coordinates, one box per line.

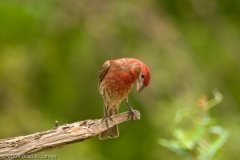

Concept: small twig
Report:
left=53, top=121, right=59, bottom=129
left=0, top=110, right=140, bottom=160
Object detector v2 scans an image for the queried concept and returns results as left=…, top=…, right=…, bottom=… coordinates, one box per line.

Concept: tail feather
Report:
left=109, top=125, right=119, bottom=138
left=99, top=125, right=119, bottom=140
left=99, top=128, right=111, bottom=140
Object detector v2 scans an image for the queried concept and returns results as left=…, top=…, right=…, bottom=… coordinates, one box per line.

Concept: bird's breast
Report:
left=99, top=80, right=133, bottom=103
left=98, top=66, right=136, bottom=103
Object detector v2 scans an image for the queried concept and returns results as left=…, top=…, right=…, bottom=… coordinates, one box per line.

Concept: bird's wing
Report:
left=98, top=61, right=111, bottom=85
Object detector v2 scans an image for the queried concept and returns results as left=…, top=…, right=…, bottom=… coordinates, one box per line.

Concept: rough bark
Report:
left=0, top=110, right=140, bottom=160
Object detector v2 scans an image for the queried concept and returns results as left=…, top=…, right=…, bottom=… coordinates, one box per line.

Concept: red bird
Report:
left=98, top=58, right=151, bottom=140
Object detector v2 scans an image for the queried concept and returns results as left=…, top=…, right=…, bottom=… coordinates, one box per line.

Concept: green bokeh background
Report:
left=0, top=0, right=240, bottom=159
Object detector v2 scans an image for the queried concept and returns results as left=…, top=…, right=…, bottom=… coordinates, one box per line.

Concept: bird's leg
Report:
left=124, top=98, right=136, bottom=122
left=102, top=104, right=113, bottom=128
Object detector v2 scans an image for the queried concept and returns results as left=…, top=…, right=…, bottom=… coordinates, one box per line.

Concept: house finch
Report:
left=98, top=58, right=151, bottom=140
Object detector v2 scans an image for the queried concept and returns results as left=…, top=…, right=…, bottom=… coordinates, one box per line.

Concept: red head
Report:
left=123, top=58, right=151, bottom=92
left=133, top=59, right=151, bottom=92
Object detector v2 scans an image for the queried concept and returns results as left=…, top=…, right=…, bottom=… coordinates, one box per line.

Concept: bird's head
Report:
left=130, top=59, right=151, bottom=93
left=135, top=63, right=150, bottom=92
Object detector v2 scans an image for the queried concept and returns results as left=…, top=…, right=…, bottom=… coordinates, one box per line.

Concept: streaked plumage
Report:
left=98, top=58, right=150, bottom=140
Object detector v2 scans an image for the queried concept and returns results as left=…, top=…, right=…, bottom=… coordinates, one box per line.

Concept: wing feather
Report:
left=98, top=61, right=111, bottom=86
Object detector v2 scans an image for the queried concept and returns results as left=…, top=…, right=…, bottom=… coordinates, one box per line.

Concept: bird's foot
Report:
left=128, top=107, right=136, bottom=122
left=102, top=114, right=113, bottom=128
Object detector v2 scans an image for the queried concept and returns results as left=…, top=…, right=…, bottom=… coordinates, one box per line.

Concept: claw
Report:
left=102, top=104, right=113, bottom=128
left=102, top=114, right=113, bottom=128
left=128, top=107, right=137, bottom=121
left=124, top=98, right=137, bottom=122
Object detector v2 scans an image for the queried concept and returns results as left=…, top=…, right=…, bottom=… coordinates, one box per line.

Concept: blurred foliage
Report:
left=0, top=0, right=240, bottom=160
left=159, top=91, right=229, bottom=160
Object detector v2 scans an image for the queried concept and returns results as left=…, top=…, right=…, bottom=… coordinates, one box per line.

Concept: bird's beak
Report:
left=135, top=80, right=145, bottom=93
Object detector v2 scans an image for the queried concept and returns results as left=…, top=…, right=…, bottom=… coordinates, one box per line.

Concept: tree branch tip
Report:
left=53, top=121, right=59, bottom=129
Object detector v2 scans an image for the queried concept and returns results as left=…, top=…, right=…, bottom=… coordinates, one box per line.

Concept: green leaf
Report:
left=208, top=126, right=225, bottom=135
left=158, top=139, right=189, bottom=156
left=198, top=130, right=229, bottom=160
left=207, top=90, right=223, bottom=110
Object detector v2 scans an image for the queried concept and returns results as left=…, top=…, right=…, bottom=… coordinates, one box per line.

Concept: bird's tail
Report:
left=99, top=106, right=119, bottom=140
left=99, top=125, right=119, bottom=140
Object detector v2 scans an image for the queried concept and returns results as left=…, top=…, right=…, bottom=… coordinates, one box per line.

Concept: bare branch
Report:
left=0, top=110, right=140, bottom=160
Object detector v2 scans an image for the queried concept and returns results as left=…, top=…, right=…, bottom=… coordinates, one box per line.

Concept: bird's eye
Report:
left=141, top=73, right=145, bottom=78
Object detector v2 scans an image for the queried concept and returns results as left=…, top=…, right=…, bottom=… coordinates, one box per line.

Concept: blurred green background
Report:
left=0, top=0, right=240, bottom=159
